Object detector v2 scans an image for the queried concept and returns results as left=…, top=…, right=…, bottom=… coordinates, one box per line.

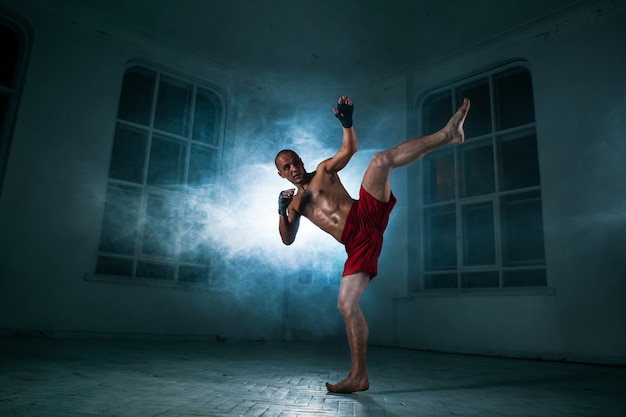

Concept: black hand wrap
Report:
left=278, top=190, right=293, bottom=217
left=335, top=102, right=353, bottom=128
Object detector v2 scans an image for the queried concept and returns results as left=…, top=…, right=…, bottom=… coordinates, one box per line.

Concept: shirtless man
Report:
left=275, top=95, right=470, bottom=393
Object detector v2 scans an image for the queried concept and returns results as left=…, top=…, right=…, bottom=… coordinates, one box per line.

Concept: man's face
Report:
left=276, top=152, right=306, bottom=184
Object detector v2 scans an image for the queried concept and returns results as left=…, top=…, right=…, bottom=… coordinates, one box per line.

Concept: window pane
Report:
left=193, top=88, right=220, bottom=146
left=99, top=184, right=142, bottom=255
left=141, top=193, right=179, bottom=258
left=109, top=125, right=148, bottom=183
left=154, top=76, right=192, bottom=136
left=494, top=68, right=535, bottom=130
left=147, top=135, right=186, bottom=189
left=498, top=131, right=540, bottom=191
left=96, top=256, right=134, bottom=277
left=180, top=241, right=213, bottom=264
left=179, top=265, right=211, bottom=283
left=188, top=144, right=219, bottom=186
left=501, top=191, right=545, bottom=265
left=424, top=151, right=455, bottom=203
left=117, top=67, right=155, bottom=125
left=0, top=24, right=20, bottom=88
left=503, top=269, right=547, bottom=287
left=180, top=198, right=213, bottom=264
left=460, top=141, right=494, bottom=197
left=424, top=273, right=457, bottom=289
left=461, top=271, right=499, bottom=288
left=462, top=202, right=495, bottom=266
left=425, top=204, right=457, bottom=270
left=422, top=91, right=452, bottom=135
left=456, top=78, right=491, bottom=138
left=136, top=261, right=175, bottom=280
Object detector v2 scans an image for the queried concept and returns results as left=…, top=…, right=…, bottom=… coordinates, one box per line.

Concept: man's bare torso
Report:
left=290, top=162, right=355, bottom=242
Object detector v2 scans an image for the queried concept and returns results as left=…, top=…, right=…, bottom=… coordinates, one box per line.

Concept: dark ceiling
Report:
left=34, top=0, right=592, bottom=86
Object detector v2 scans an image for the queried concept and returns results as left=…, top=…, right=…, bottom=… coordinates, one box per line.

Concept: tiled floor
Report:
left=0, top=336, right=624, bottom=417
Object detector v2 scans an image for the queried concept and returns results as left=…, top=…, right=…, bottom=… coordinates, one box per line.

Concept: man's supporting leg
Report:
left=362, top=98, right=470, bottom=202
left=326, top=271, right=371, bottom=393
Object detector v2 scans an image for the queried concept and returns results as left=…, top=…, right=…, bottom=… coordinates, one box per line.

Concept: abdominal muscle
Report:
left=302, top=194, right=354, bottom=242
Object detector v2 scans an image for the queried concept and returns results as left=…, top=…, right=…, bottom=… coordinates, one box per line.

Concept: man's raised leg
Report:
left=326, top=272, right=371, bottom=393
left=362, top=98, right=470, bottom=202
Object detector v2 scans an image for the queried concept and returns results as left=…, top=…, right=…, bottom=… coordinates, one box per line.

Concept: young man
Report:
left=275, top=96, right=470, bottom=393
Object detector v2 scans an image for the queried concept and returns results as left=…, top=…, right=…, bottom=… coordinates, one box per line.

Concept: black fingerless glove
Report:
left=278, top=190, right=293, bottom=217
left=335, top=102, right=353, bottom=128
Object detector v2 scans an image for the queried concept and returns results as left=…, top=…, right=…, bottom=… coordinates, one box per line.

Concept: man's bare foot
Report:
left=445, top=98, right=471, bottom=145
left=325, top=376, right=369, bottom=394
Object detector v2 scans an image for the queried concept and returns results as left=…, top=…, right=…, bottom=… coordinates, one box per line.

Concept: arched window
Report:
left=96, top=63, right=225, bottom=285
left=417, top=62, right=546, bottom=290
left=0, top=14, right=31, bottom=196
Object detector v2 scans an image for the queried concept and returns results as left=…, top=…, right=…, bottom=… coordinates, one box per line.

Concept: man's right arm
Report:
left=278, top=189, right=300, bottom=245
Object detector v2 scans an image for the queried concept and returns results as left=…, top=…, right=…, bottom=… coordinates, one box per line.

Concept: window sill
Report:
left=84, top=273, right=215, bottom=292
left=404, top=287, right=556, bottom=298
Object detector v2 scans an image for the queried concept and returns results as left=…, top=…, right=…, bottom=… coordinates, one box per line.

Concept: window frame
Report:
left=414, top=61, right=549, bottom=293
left=93, top=62, right=226, bottom=288
left=0, top=13, right=31, bottom=198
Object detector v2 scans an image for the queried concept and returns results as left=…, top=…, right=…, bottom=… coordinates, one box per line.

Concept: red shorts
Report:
left=340, top=186, right=397, bottom=279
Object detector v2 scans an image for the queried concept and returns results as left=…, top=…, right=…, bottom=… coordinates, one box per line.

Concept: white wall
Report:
left=393, top=5, right=626, bottom=364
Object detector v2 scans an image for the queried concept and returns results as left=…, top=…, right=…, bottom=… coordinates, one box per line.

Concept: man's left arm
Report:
left=325, top=96, right=357, bottom=173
